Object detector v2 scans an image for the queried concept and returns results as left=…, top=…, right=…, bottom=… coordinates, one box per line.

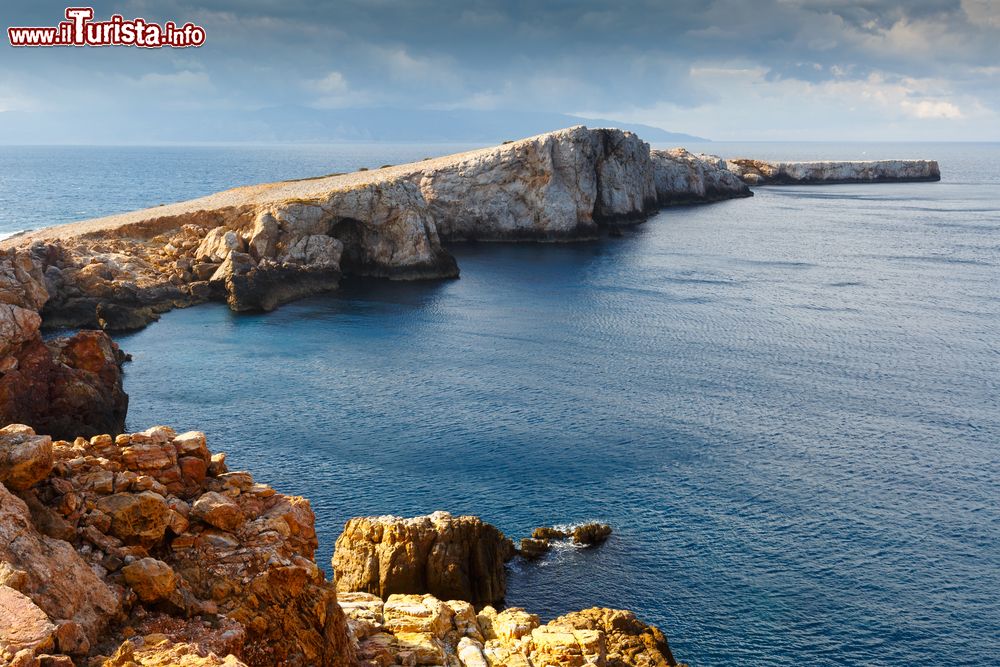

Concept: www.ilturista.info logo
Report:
left=8, top=7, right=206, bottom=48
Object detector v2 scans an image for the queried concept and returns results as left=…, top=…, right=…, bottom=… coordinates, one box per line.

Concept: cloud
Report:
left=0, top=0, right=998, bottom=139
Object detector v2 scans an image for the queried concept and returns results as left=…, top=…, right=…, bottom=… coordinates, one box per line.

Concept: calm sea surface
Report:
left=2, top=142, right=998, bottom=666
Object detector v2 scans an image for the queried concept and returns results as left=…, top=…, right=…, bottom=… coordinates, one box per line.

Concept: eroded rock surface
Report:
left=0, top=424, right=353, bottom=667
left=341, top=592, right=681, bottom=667
left=0, top=127, right=747, bottom=334
left=333, top=511, right=516, bottom=605
left=724, top=158, right=941, bottom=185
left=650, top=149, right=752, bottom=205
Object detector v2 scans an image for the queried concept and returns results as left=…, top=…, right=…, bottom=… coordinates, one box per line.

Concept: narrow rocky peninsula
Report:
left=725, top=158, right=941, bottom=185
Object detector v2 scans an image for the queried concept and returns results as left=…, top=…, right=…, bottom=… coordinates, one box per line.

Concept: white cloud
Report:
left=309, top=71, right=348, bottom=95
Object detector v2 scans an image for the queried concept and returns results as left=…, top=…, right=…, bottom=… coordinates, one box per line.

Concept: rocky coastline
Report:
left=0, top=126, right=942, bottom=666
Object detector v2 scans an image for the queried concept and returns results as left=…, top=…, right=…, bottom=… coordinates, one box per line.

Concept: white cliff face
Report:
left=650, top=149, right=752, bottom=204
left=725, top=158, right=941, bottom=185
left=0, top=127, right=940, bottom=328
left=419, top=126, right=657, bottom=241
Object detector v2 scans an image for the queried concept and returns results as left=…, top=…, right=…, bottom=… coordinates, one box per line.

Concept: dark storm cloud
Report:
left=2, top=0, right=998, bottom=138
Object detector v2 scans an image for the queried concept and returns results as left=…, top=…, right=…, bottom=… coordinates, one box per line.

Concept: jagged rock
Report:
left=96, top=491, right=170, bottom=546
left=3, top=426, right=353, bottom=666
left=724, top=158, right=941, bottom=185
left=0, top=584, right=57, bottom=662
left=100, top=635, right=248, bottom=666
left=529, top=523, right=613, bottom=548
left=0, top=424, right=53, bottom=490
left=532, top=526, right=570, bottom=540
left=122, top=558, right=178, bottom=603
left=0, top=307, right=128, bottom=440
left=0, top=481, right=121, bottom=647
left=191, top=492, right=244, bottom=532
left=338, top=592, right=680, bottom=667
left=650, top=149, right=752, bottom=205
left=332, top=511, right=516, bottom=605
left=422, top=127, right=657, bottom=241
left=572, top=523, right=613, bottom=546
left=518, top=537, right=551, bottom=560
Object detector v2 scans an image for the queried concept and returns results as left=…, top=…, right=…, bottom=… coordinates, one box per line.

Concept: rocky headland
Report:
left=0, top=126, right=942, bottom=666
left=0, top=424, right=680, bottom=667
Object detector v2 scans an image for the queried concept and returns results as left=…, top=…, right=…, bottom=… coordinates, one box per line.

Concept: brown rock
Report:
left=191, top=491, right=245, bottom=532
left=519, top=537, right=551, bottom=560
left=122, top=558, right=178, bottom=603
left=0, top=484, right=120, bottom=645
left=0, top=584, right=56, bottom=659
left=333, top=511, right=515, bottom=605
left=572, top=523, right=612, bottom=546
left=96, top=491, right=169, bottom=545
left=0, top=423, right=53, bottom=490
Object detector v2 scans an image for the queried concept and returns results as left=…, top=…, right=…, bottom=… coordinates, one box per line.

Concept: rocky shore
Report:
left=0, top=425, right=680, bottom=667
left=0, top=126, right=942, bottom=666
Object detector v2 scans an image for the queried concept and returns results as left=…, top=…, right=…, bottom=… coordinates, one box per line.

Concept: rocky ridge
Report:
left=724, top=158, right=941, bottom=185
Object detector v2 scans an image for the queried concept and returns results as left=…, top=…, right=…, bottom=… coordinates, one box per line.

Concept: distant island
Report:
left=0, top=106, right=708, bottom=144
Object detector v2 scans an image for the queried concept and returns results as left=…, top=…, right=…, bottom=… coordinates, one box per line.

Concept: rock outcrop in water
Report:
left=724, top=158, right=941, bottom=185
left=0, top=127, right=666, bottom=332
left=333, top=511, right=516, bottom=606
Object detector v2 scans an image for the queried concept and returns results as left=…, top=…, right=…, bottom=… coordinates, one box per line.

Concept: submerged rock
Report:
left=333, top=511, right=516, bottom=605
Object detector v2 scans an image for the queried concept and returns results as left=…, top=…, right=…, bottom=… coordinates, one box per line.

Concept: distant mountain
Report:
left=0, top=107, right=708, bottom=144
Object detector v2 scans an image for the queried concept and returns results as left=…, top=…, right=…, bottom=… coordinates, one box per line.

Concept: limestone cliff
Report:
left=725, top=158, right=941, bottom=185
left=650, top=149, right=752, bottom=204
left=0, top=127, right=721, bottom=333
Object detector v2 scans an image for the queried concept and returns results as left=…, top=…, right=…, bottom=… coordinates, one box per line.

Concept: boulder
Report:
left=0, top=424, right=53, bottom=490
left=572, top=523, right=613, bottom=546
left=191, top=491, right=245, bottom=532
left=121, top=558, right=178, bottom=603
left=95, top=491, right=169, bottom=545
left=0, top=584, right=57, bottom=661
left=333, top=511, right=515, bottom=605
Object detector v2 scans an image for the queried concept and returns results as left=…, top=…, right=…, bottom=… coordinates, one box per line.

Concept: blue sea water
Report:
left=3, top=142, right=999, bottom=666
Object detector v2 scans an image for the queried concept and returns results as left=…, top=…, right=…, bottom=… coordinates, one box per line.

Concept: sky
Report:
left=2, top=0, right=999, bottom=141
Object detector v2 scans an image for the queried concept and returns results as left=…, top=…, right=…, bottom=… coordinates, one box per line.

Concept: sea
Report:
left=1, top=141, right=997, bottom=667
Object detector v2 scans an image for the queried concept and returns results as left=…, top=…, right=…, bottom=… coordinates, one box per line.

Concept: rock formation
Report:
left=0, top=424, right=353, bottom=667
left=0, top=127, right=737, bottom=336
left=724, top=158, right=941, bottom=185
left=333, top=511, right=516, bottom=606
left=650, top=149, right=752, bottom=204
left=0, top=250, right=128, bottom=440
left=340, top=592, right=681, bottom=667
